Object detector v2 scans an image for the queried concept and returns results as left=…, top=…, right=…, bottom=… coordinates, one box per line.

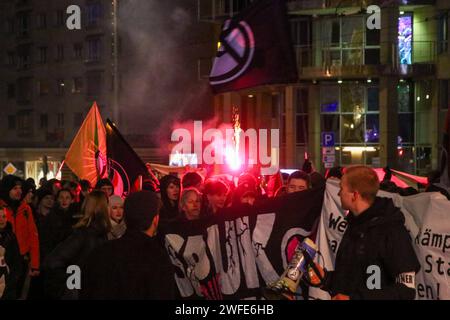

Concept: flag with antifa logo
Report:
left=65, top=102, right=107, bottom=186
left=105, top=119, right=158, bottom=196
left=209, top=0, right=297, bottom=94
left=161, top=186, right=324, bottom=300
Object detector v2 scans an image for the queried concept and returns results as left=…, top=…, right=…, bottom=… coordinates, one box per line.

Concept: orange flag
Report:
left=65, top=102, right=107, bottom=186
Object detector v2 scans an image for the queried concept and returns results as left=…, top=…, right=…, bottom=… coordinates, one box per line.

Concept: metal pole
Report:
left=112, top=0, right=119, bottom=124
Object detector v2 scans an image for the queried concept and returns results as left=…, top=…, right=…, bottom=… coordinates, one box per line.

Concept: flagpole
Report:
left=112, top=0, right=119, bottom=124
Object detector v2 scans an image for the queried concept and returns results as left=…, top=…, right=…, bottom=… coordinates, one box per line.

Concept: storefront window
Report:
left=321, top=86, right=339, bottom=113
left=341, top=85, right=364, bottom=113
left=320, top=83, right=380, bottom=168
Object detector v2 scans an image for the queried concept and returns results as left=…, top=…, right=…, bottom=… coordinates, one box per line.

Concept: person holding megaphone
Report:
left=303, top=166, right=420, bottom=300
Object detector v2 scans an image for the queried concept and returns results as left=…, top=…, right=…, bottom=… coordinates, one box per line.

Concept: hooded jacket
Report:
left=323, top=197, right=421, bottom=300
left=0, top=176, right=40, bottom=270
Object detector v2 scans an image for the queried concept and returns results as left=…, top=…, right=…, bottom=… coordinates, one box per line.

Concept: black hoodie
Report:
left=323, top=197, right=421, bottom=300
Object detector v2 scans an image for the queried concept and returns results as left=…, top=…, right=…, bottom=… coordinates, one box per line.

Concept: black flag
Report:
left=105, top=119, right=159, bottom=196
left=209, top=0, right=297, bottom=94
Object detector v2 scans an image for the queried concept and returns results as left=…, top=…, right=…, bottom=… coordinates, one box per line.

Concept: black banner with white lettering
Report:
left=161, top=187, right=324, bottom=300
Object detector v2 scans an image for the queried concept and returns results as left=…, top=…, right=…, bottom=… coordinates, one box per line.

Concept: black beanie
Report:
left=124, top=191, right=160, bottom=231
left=0, top=175, right=23, bottom=202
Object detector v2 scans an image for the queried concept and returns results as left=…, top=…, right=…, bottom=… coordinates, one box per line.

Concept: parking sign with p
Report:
left=322, top=132, right=335, bottom=147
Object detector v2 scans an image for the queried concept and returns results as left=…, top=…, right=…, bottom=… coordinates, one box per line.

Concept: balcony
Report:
left=198, top=0, right=253, bottom=22
left=294, top=41, right=437, bottom=79
left=287, top=0, right=436, bottom=12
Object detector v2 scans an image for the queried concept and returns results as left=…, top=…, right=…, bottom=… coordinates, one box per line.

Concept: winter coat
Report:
left=323, top=197, right=421, bottom=300
left=81, top=230, right=176, bottom=300
left=0, top=199, right=40, bottom=270
left=43, top=225, right=108, bottom=299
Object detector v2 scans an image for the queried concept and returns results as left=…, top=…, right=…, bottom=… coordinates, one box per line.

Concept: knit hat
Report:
left=124, top=191, right=160, bottom=231
left=36, top=188, right=54, bottom=205
left=109, top=195, right=124, bottom=207
left=232, top=182, right=257, bottom=206
left=0, top=175, right=23, bottom=203
left=22, top=180, right=36, bottom=195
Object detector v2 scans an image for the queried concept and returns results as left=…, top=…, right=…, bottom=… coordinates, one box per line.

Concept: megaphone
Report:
left=262, top=238, right=318, bottom=300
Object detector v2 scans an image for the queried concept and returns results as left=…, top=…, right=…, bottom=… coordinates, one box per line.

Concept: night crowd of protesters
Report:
left=0, top=161, right=448, bottom=300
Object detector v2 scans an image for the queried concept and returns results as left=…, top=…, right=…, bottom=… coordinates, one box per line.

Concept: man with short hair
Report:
left=307, top=166, right=420, bottom=300
left=287, top=171, right=311, bottom=194
left=81, top=191, right=175, bottom=299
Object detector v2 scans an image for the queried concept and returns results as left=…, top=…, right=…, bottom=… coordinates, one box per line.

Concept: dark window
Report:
left=8, top=116, right=16, bottom=130
left=7, top=52, right=16, bottom=66
left=87, top=3, right=103, bottom=27
left=73, top=43, right=83, bottom=59
left=87, top=38, right=101, bottom=61
left=17, top=12, right=30, bottom=37
left=271, top=94, right=280, bottom=119
left=296, top=88, right=308, bottom=113
left=39, top=47, right=47, bottom=63
left=438, top=13, right=448, bottom=54
left=56, top=45, right=64, bottom=61
left=56, top=79, right=65, bottom=96
left=6, top=19, right=15, bottom=34
left=17, top=77, right=33, bottom=103
left=86, top=72, right=102, bottom=96
left=57, top=113, right=64, bottom=128
left=366, top=28, right=380, bottom=46
left=72, top=77, right=83, bottom=93
left=367, top=87, right=379, bottom=111
left=365, top=48, right=380, bottom=65
left=398, top=114, right=415, bottom=143
left=331, top=21, right=340, bottom=47
left=73, top=113, right=83, bottom=128
left=40, top=114, right=48, bottom=129
left=38, top=13, right=47, bottom=29
left=7, top=84, right=15, bottom=99
left=38, top=80, right=49, bottom=96
left=365, top=114, right=379, bottom=143
left=17, top=111, right=33, bottom=137
left=56, top=10, right=64, bottom=26
left=17, top=45, right=31, bottom=69
left=296, top=115, right=308, bottom=144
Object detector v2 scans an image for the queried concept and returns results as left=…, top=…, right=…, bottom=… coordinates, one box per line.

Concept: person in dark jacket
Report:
left=81, top=191, right=176, bottom=300
left=203, top=179, right=229, bottom=216
left=43, top=190, right=111, bottom=300
left=0, top=208, right=23, bottom=300
left=159, top=175, right=180, bottom=221
left=44, top=189, right=78, bottom=251
left=307, top=166, right=420, bottom=300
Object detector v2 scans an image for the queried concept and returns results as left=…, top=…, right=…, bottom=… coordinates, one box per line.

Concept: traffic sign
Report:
left=322, top=132, right=335, bottom=147
left=322, top=155, right=336, bottom=163
left=3, top=163, right=17, bottom=175
left=322, top=147, right=335, bottom=155
left=324, top=162, right=334, bottom=169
